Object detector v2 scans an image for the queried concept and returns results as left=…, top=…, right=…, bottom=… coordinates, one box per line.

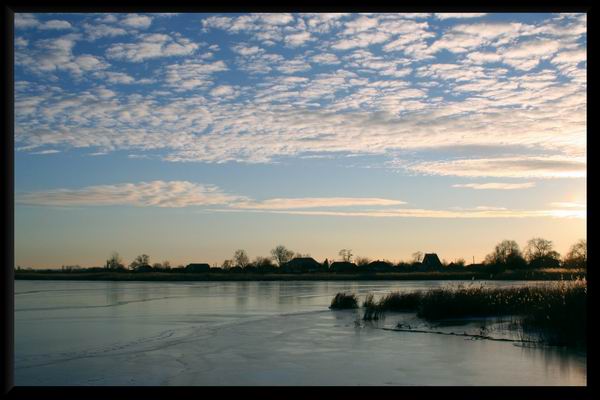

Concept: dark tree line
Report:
left=97, top=239, right=585, bottom=274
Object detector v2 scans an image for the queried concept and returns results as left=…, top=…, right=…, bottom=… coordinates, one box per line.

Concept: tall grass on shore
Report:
left=334, top=279, right=586, bottom=347
left=362, top=292, right=422, bottom=320
left=329, top=292, right=359, bottom=309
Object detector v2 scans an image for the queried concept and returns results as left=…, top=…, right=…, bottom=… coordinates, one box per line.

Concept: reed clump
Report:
left=329, top=292, right=359, bottom=310
left=340, top=279, right=586, bottom=347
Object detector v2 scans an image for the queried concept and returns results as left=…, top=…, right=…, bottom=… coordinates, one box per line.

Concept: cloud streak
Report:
left=16, top=180, right=585, bottom=219
left=404, top=156, right=586, bottom=179
left=231, top=197, right=406, bottom=210
left=16, top=181, right=245, bottom=208
left=452, top=182, right=536, bottom=190
left=215, top=207, right=585, bottom=219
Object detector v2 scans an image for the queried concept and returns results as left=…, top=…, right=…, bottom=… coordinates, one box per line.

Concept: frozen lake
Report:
left=15, top=280, right=586, bottom=386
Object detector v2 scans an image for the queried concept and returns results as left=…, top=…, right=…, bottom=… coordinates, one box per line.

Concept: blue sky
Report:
left=14, top=12, right=586, bottom=268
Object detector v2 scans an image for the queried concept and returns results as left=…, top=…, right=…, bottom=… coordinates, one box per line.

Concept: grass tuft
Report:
left=329, top=292, right=359, bottom=310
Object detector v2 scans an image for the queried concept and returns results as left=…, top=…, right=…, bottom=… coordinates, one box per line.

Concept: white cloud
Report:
left=232, top=44, right=263, bottom=56
left=15, top=37, right=28, bottom=47
left=39, top=20, right=72, bottom=30
left=15, top=13, right=39, bottom=29
left=435, top=13, right=488, bottom=20
left=276, top=58, right=311, bottom=74
left=106, top=33, right=199, bottom=62
left=500, top=39, right=562, bottom=70
left=429, top=22, right=532, bottom=55
left=210, top=85, right=237, bottom=98
left=121, top=14, right=153, bottom=29
left=552, top=48, right=586, bottom=65
left=101, top=71, right=136, bottom=84
left=466, top=51, right=502, bottom=64
left=259, top=13, right=294, bottom=26
left=343, top=15, right=379, bottom=34
left=83, top=23, right=128, bottom=41
left=164, top=60, right=228, bottom=91
left=332, top=31, right=391, bottom=50
left=16, top=34, right=110, bottom=77
left=285, top=31, right=312, bottom=47
left=311, top=53, right=340, bottom=64
left=452, top=182, right=536, bottom=190
left=74, top=55, right=108, bottom=72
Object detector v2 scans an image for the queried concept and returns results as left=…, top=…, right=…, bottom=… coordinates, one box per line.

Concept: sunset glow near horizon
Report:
left=14, top=12, right=586, bottom=268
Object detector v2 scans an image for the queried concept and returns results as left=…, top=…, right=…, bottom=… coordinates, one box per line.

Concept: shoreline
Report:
left=14, top=269, right=585, bottom=282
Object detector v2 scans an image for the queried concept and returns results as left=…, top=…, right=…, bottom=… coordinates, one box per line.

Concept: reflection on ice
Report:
left=15, top=280, right=586, bottom=386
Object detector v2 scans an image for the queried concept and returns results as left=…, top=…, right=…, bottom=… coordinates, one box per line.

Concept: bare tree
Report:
left=484, top=240, right=526, bottom=269
left=271, top=245, right=294, bottom=267
left=253, top=256, right=274, bottom=269
left=454, top=258, right=466, bottom=267
left=338, top=249, right=353, bottom=262
left=234, top=249, right=250, bottom=268
left=106, top=251, right=124, bottom=270
left=355, top=256, right=370, bottom=267
left=221, top=259, right=234, bottom=270
left=524, top=238, right=559, bottom=262
left=564, top=239, right=587, bottom=269
left=411, top=251, right=423, bottom=263
left=129, top=254, right=150, bottom=270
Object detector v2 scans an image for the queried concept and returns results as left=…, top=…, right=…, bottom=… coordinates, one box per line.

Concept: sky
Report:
left=14, top=12, right=586, bottom=268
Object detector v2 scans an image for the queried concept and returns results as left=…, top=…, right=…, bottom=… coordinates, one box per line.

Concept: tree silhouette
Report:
left=484, top=240, right=526, bottom=270
left=234, top=249, right=250, bottom=268
left=105, top=251, right=124, bottom=270
left=412, top=251, right=423, bottom=263
left=338, top=249, right=353, bottom=262
left=355, top=256, right=370, bottom=267
left=564, top=239, right=587, bottom=269
left=130, top=254, right=150, bottom=270
left=271, top=245, right=294, bottom=267
left=524, top=238, right=561, bottom=268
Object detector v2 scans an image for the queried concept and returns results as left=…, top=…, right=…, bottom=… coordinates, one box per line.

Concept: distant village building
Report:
left=421, top=253, right=443, bottom=269
left=185, top=263, right=210, bottom=273
left=281, top=257, right=322, bottom=273
left=330, top=261, right=357, bottom=273
left=367, top=260, right=394, bottom=272
left=136, top=264, right=153, bottom=273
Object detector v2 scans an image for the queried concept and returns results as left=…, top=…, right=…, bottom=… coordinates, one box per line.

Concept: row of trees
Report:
left=104, top=238, right=586, bottom=273
left=104, top=245, right=303, bottom=272
left=483, top=238, right=586, bottom=270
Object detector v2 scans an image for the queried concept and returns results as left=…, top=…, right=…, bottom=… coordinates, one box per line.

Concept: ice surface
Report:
left=15, top=280, right=586, bottom=386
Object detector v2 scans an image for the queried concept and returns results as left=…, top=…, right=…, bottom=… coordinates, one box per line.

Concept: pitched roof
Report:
left=422, top=253, right=442, bottom=267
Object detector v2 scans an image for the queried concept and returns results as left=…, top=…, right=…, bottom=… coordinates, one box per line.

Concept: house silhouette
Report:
left=422, top=253, right=443, bottom=269
left=367, top=260, right=394, bottom=272
left=330, top=261, right=357, bottom=273
left=281, top=257, right=322, bottom=273
left=186, top=263, right=210, bottom=273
